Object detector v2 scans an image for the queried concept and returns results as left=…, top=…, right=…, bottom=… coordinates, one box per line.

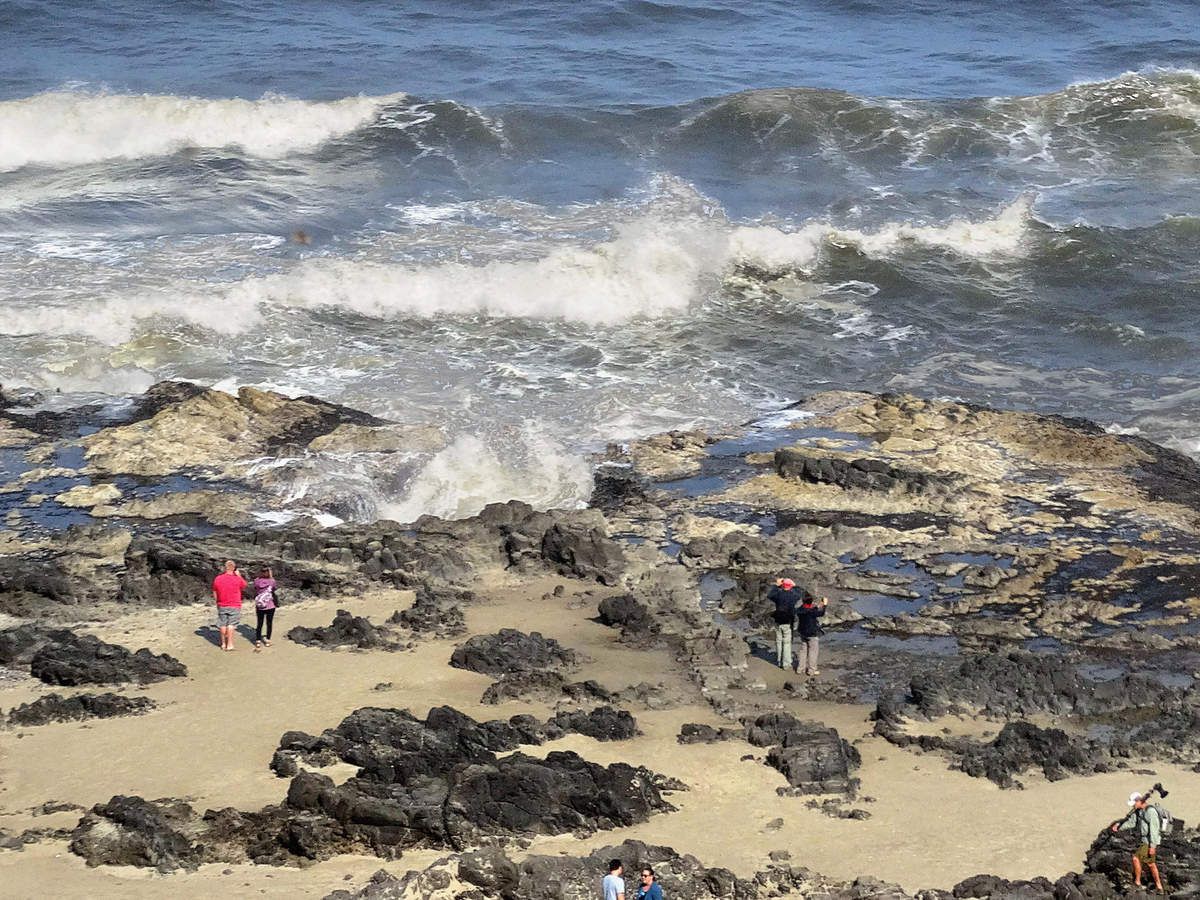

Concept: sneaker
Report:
left=809, top=669, right=821, bottom=676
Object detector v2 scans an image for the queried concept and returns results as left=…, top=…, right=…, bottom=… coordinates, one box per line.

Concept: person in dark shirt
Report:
left=795, top=593, right=828, bottom=675
left=767, top=577, right=801, bottom=668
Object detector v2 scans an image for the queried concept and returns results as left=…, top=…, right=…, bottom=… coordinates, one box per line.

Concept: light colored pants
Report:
left=774, top=624, right=793, bottom=668
left=801, top=636, right=820, bottom=673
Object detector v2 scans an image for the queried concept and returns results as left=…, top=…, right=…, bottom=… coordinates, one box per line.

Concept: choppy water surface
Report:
left=2, top=1, right=1200, bottom=520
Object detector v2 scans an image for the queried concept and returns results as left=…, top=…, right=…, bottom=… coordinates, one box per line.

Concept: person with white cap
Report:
left=1111, top=791, right=1165, bottom=893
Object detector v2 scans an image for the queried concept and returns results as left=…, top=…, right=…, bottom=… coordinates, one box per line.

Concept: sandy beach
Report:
left=2, top=572, right=1194, bottom=898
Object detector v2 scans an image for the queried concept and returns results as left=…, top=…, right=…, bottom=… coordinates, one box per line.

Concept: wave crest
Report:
left=0, top=90, right=405, bottom=172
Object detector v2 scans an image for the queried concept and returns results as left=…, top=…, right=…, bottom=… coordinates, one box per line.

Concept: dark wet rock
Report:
left=540, top=517, right=625, bottom=585
left=329, top=838, right=918, bottom=900
left=6, top=692, right=155, bottom=726
left=449, top=629, right=577, bottom=676
left=4, top=491, right=625, bottom=617
left=0, top=624, right=69, bottom=666
left=28, top=632, right=187, bottom=686
left=775, top=448, right=952, bottom=495
left=480, top=669, right=568, bottom=704
left=958, top=722, right=1101, bottom=787
left=74, top=706, right=676, bottom=872
left=386, top=584, right=469, bottom=637
left=805, top=798, right=872, bottom=820
left=70, top=796, right=202, bottom=872
left=270, top=750, right=299, bottom=778
left=287, top=609, right=408, bottom=652
left=677, top=723, right=742, bottom=744
left=589, top=466, right=648, bottom=511
left=875, top=699, right=1109, bottom=788
left=544, top=706, right=638, bottom=742
left=743, top=712, right=861, bottom=794
left=597, top=594, right=656, bottom=635
left=909, top=651, right=1161, bottom=719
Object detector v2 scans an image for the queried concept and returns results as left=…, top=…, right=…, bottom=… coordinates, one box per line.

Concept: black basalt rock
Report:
left=28, top=633, right=187, bottom=686
left=449, top=629, right=577, bottom=676
left=7, top=692, right=155, bottom=726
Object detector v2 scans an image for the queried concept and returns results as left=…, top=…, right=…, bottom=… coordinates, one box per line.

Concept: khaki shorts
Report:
left=217, top=607, right=240, bottom=627
left=1135, top=844, right=1159, bottom=865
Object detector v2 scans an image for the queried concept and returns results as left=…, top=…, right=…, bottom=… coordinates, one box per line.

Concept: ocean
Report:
left=2, top=0, right=1200, bottom=522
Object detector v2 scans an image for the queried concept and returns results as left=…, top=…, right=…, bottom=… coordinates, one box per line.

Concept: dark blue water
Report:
left=1, top=1, right=1200, bottom=520
left=4, top=0, right=1197, bottom=105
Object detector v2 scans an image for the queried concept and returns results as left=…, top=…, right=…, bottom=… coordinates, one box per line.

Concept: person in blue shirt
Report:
left=635, top=866, right=663, bottom=900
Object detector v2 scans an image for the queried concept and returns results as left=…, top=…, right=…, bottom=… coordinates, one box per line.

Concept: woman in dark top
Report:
left=794, top=594, right=828, bottom=675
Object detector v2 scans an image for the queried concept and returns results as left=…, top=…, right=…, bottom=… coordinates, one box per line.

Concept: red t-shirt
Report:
left=213, top=573, right=247, bottom=607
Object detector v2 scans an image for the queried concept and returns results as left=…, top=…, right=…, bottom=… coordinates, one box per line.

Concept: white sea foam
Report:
left=0, top=198, right=1034, bottom=346
left=0, top=89, right=403, bottom=172
left=380, top=427, right=593, bottom=523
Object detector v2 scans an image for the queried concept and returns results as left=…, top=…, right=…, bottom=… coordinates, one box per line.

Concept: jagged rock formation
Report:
left=71, top=705, right=665, bottom=871
left=449, top=629, right=578, bottom=676
left=7, top=692, right=155, bottom=726
left=0, top=626, right=187, bottom=686
left=287, top=610, right=410, bottom=652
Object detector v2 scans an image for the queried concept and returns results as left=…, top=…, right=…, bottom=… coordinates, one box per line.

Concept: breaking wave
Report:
left=0, top=89, right=405, bottom=172
left=0, top=196, right=1033, bottom=344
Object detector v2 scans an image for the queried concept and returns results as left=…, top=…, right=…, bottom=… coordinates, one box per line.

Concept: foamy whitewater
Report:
left=2, top=0, right=1200, bottom=522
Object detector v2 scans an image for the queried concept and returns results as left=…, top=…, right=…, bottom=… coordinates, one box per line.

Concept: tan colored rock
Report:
left=0, top=421, right=39, bottom=448
left=80, top=385, right=388, bottom=477
left=308, top=423, right=445, bottom=454
left=92, top=491, right=255, bottom=527
left=56, top=483, right=123, bottom=508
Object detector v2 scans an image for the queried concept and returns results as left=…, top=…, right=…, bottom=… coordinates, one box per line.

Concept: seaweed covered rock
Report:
left=28, top=633, right=187, bottom=686
left=7, top=692, right=155, bottom=726
left=449, top=629, right=577, bottom=676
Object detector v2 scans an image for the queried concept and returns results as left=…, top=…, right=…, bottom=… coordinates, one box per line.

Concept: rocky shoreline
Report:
left=2, top=382, right=1200, bottom=897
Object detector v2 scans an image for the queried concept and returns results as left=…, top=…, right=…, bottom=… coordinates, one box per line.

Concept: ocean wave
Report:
left=0, top=197, right=1035, bottom=343
left=0, top=89, right=406, bottom=172
left=667, top=69, right=1200, bottom=170
left=380, top=426, right=593, bottom=522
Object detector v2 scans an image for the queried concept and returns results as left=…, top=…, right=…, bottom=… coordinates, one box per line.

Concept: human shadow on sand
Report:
left=194, top=623, right=258, bottom=648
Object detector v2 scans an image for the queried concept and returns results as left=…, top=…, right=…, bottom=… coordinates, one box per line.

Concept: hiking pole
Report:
left=1090, top=782, right=1169, bottom=855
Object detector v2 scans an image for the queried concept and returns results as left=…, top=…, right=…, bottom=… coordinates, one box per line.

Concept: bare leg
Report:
left=218, top=625, right=229, bottom=650
left=1148, top=861, right=1162, bottom=891
left=1132, top=855, right=1142, bottom=887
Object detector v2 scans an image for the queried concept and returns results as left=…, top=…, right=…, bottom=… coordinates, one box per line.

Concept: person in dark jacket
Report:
left=794, top=593, right=828, bottom=675
left=768, top=578, right=802, bottom=668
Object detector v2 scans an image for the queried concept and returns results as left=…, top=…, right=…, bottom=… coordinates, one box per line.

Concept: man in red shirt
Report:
left=212, top=559, right=247, bottom=651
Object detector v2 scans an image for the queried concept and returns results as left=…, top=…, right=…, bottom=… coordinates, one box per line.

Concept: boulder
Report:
left=449, top=629, right=577, bottom=676
left=745, top=713, right=861, bottom=794
left=544, top=707, right=638, bottom=742
left=70, top=796, right=202, bottom=872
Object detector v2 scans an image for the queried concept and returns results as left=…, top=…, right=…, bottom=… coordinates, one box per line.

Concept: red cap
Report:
left=780, top=578, right=795, bottom=590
